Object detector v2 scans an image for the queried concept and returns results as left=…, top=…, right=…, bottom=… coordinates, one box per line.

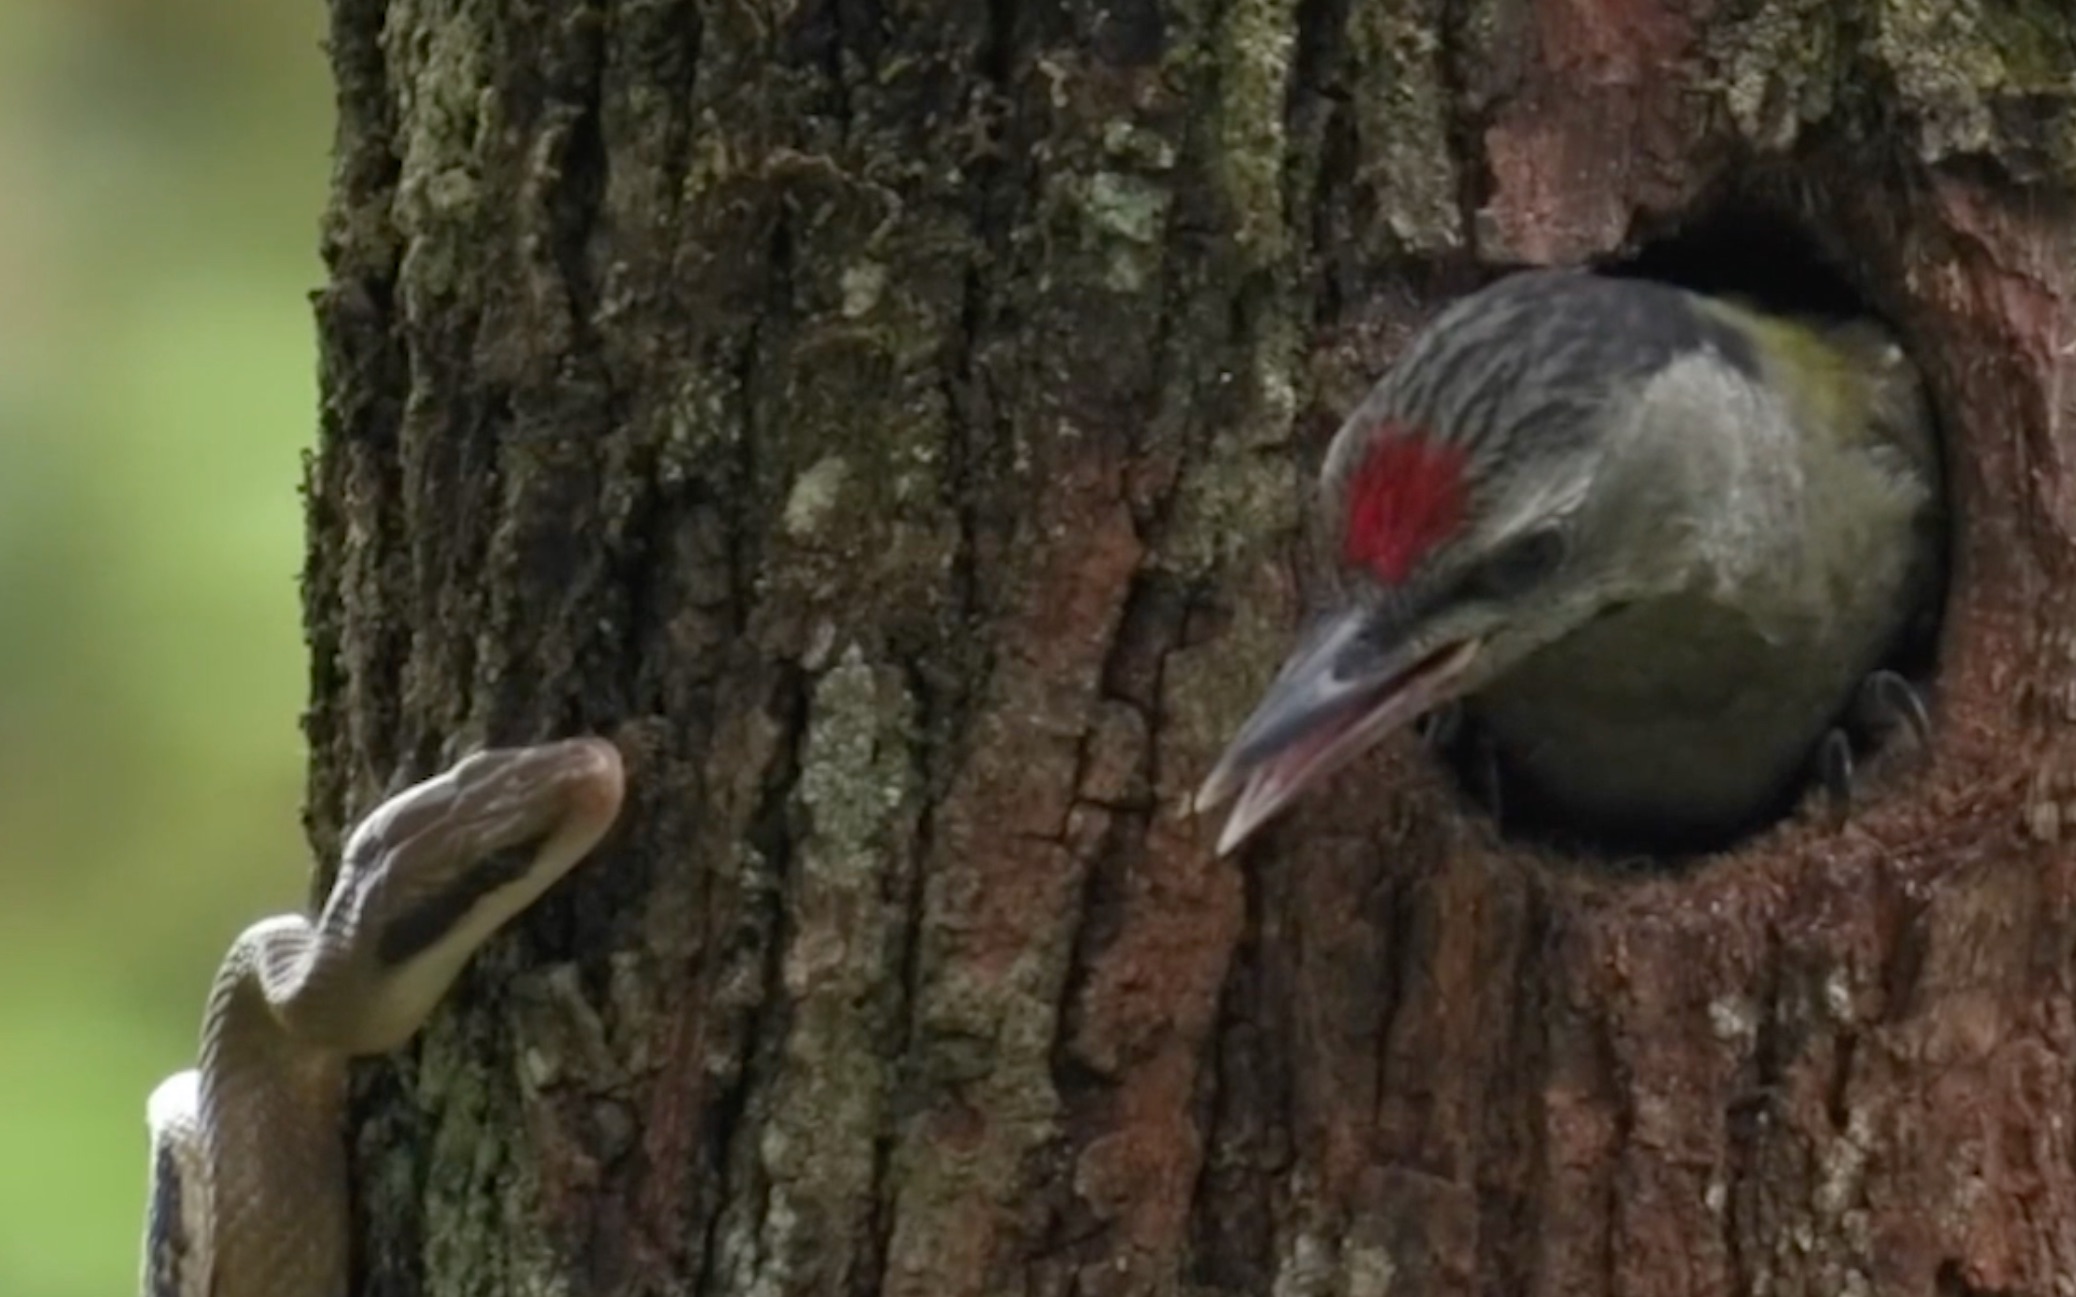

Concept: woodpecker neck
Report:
left=1732, top=321, right=1931, bottom=635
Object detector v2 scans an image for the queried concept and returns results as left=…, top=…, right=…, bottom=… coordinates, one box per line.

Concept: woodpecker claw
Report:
left=1858, top=669, right=1932, bottom=750
left=1817, top=669, right=1933, bottom=826
left=1819, top=728, right=1856, bottom=819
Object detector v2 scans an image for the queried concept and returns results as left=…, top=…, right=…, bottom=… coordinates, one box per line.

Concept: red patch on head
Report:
left=1342, top=426, right=1469, bottom=583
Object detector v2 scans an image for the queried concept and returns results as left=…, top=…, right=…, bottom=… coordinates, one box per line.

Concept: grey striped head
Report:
left=1319, top=269, right=1761, bottom=597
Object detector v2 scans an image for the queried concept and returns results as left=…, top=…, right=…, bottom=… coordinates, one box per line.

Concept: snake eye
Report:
left=1464, top=527, right=1567, bottom=603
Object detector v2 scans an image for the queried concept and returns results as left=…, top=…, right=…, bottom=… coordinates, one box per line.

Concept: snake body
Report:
left=140, top=738, right=625, bottom=1297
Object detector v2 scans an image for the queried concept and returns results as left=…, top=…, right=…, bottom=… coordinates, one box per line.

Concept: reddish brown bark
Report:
left=305, top=1, right=2076, bottom=1294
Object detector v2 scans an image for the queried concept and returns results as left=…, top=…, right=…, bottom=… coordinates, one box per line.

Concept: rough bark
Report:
left=304, top=1, right=2076, bottom=1294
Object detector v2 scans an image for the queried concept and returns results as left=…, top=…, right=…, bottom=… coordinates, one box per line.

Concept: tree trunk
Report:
left=304, top=1, right=2076, bottom=1294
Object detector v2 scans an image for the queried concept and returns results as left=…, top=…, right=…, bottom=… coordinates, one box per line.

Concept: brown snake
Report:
left=139, top=738, right=625, bottom=1297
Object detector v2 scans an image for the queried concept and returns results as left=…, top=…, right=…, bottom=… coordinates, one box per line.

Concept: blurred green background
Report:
left=0, top=2, right=327, bottom=1291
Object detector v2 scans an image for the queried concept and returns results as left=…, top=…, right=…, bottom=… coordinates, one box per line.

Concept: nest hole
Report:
left=1428, top=205, right=1952, bottom=863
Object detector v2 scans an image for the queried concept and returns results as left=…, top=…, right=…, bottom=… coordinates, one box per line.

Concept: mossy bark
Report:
left=306, top=0, right=2076, bottom=1294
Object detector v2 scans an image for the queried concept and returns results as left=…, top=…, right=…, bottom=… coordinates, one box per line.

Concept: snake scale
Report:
left=138, top=738, right=626, bottom=1297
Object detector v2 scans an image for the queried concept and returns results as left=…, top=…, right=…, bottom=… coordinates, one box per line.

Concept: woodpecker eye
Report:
left=1464, top=528, right=1567, bottom=602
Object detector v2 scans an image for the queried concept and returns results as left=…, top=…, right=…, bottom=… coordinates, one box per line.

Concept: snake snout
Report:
left=448, top=739, right=625, bottom=849
left=555, top=738, right=626, bottom=824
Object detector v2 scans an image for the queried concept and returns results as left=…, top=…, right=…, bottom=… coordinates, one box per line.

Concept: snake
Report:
left=138, top=737, right=626, bottom=1297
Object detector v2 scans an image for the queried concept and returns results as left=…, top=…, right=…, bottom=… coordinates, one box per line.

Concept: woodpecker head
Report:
left=1195, top=269, right=1777, bottom=853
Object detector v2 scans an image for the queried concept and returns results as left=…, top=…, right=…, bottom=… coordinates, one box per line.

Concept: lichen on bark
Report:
left=308, top=1, right=2076, bottom=1295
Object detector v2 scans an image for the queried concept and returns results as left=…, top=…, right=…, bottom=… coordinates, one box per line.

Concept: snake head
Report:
left=315, top=737, right=626, bottom=1052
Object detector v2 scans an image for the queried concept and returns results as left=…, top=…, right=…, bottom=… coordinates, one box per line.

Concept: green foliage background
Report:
left=0, top=3, right=326, bottom=1291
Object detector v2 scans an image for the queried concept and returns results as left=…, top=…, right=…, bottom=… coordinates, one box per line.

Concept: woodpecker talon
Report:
left=1193, top=269, right=1944, bottom=855
left=1819, top=728, right=1856, bottom=811
left=1859, top=669, right=1932, bottom=751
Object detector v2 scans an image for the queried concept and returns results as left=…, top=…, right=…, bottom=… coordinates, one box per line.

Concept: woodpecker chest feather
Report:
left=1468, top=589, right=1879, bottom=843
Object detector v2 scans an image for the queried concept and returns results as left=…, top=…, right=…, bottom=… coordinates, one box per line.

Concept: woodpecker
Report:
left=1195, top=268, right=1943, bottom=856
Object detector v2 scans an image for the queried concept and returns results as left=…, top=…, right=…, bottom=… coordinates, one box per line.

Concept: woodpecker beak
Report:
left=1194, top=609, right=1481, bottom=855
